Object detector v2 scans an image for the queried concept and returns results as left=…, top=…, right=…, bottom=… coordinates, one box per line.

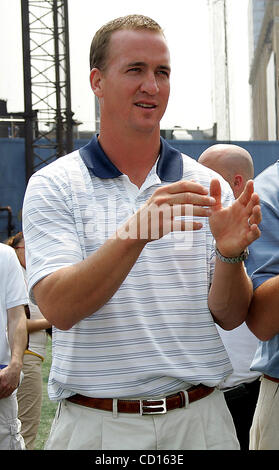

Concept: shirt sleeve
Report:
left=22, top=169, right=84, bottom=298
left=245, top=199, right=279, bottom=289
left=6, top=248, right=28, bottom=309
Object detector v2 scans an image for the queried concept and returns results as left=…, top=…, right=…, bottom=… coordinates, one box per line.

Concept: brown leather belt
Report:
left=263, top=374, right=279, bottom=384
left=66, top=384, right=215, bottom=415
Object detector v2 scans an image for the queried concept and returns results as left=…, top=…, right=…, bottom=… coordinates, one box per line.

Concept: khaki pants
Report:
left=17, top=353, right=43, bottom=450
left=250, top=376, right=279, bottom=450
left=45, top=388, right=239, bottom=450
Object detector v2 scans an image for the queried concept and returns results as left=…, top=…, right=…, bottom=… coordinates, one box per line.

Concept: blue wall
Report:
left=0, top=137, right=278, bottom=241
left=169, top=140, right=279, bottom=177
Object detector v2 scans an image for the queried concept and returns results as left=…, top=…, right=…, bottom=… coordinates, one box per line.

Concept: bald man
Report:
left=198, top=144, right=260, bottom=450
left=198, top=144, right=254, bottom=199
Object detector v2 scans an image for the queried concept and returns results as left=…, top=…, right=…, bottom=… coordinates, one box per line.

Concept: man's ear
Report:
left=90, top=68, right=103, bottom=97
left=233, top=174, right=246, bottom=198
left=233, top=174, right=243, bottom=190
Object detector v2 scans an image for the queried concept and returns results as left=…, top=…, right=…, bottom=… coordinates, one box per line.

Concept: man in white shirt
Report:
left=0, top=243, right=28, bottom=450
left=7, top=232, right=51, bottom=450
left=23, top=14, right=262, bottom=450
left=198, top=144, right=261, bottom=450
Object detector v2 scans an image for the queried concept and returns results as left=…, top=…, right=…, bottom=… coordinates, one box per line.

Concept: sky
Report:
left=0, top=0, right=250, bottom=137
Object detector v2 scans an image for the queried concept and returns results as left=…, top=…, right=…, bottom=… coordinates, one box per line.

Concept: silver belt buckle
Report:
left=140, top=397, right=167, bottom=415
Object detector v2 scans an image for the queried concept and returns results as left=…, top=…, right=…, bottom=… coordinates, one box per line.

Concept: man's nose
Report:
left=140, top=72, right=159, bottom=95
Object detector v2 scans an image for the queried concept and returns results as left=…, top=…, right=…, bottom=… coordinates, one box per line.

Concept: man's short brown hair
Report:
left=89, top=14, right=164, bottom=72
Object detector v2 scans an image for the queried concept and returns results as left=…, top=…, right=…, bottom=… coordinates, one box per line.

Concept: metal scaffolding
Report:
left=21, top=0, right=74, bottom=182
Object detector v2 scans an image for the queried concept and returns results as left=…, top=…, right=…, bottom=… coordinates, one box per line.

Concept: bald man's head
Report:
left=198, top=144, right=254, bottom=198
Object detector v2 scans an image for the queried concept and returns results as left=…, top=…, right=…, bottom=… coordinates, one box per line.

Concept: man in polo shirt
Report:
left=22, top=14, right=261, bottom=450
left=245, top=161, right=279, bottom=450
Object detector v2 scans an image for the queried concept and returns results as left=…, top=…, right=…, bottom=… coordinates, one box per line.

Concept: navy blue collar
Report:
left=79, top=135, right=183, bottom=182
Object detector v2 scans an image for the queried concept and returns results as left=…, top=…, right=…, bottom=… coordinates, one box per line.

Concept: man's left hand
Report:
left=209, top=179, right=261, bottom=257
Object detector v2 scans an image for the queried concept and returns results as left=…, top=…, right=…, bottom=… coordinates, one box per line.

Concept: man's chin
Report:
left=131, top=120, right=161, bottom=135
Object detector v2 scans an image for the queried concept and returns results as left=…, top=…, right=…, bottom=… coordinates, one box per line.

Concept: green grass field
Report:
left=34, top=336, right=57, bottom=450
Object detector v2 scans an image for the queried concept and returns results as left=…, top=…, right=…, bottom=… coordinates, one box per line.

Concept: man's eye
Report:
left=127, top=67, right=141, bottom=73
left=157, top=70, right=169, bottom=77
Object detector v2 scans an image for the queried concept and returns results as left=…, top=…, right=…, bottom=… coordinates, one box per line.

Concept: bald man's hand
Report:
left=208, top=179, right=261, bottom=257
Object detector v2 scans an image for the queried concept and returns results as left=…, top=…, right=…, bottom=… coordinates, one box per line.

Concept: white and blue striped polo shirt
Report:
left=23, top=136, right=234, bottom=401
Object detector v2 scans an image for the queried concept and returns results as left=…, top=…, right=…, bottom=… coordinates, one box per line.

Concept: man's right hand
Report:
left=118, top=180, right=216, bottom=242
left=0, top=363, right=21, bottom=399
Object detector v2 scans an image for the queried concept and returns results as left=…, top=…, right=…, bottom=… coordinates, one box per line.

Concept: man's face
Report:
left=96, top=29, right=171, bottom=135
